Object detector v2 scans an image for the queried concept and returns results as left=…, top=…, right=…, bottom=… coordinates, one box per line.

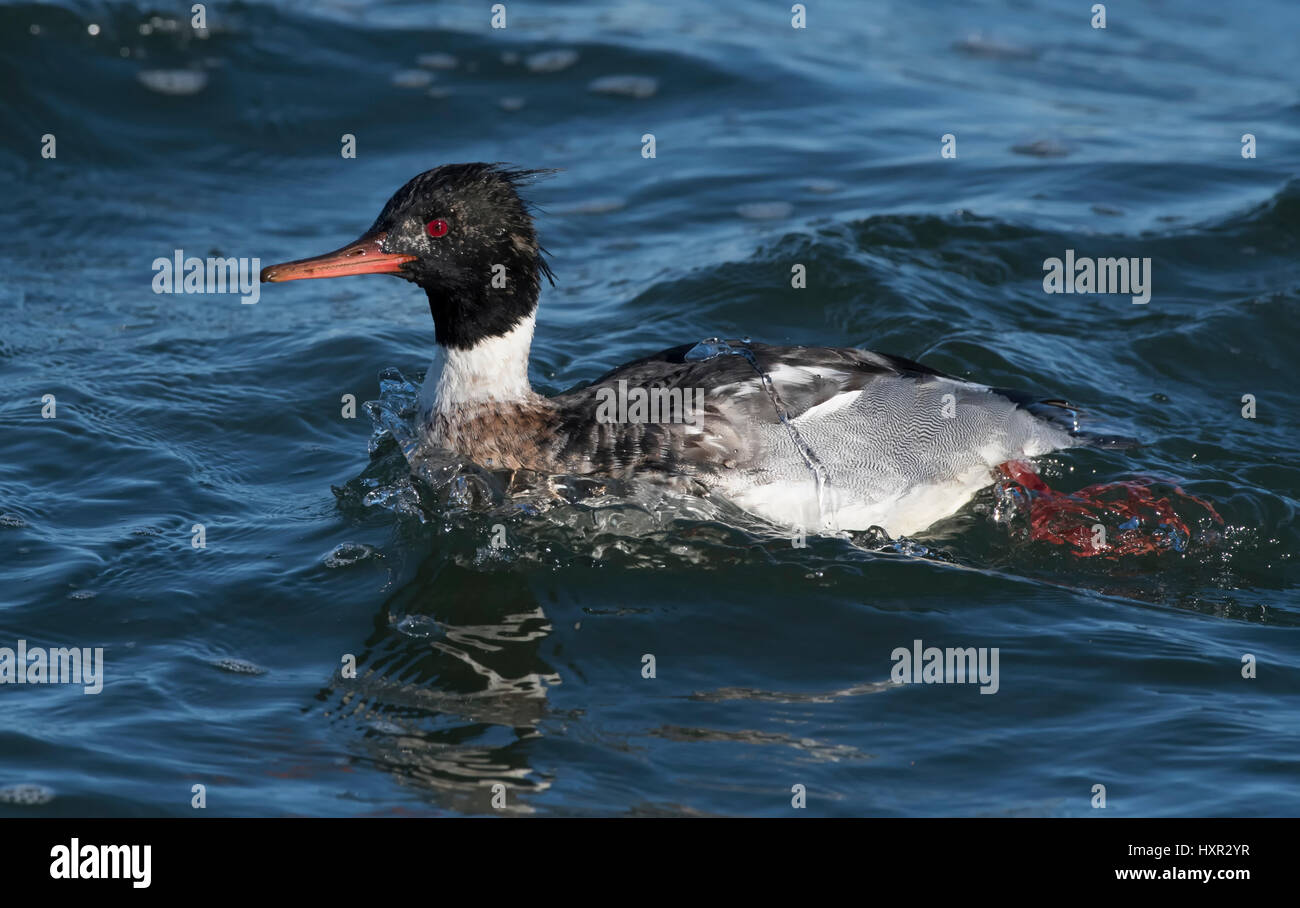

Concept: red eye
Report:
left=426, top=219, right=449, bottom=237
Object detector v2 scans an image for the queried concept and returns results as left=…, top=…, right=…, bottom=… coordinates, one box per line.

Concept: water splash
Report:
left=323, top=542, right=383, bottom=568
left=365, top=367, right=423, bottom=460
left=347, top=366, right=769, bottom=565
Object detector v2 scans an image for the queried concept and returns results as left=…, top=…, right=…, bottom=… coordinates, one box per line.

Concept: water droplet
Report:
left=0, top=784, right=54, bottom=806
left=588, top=75, right=658, bottom=98
left=211, top=658, right=267, bottom=676
left=416, top=53, right=458, bottom=70
left=323, top=543, right=381, bottom=568
left=391, top=69, right=432, bottom=89
left=136, top=69, right=208, bottom=95
left=526, top=49, right=579, bottom=73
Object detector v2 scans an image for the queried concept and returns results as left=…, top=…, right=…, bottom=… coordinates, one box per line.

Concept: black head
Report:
left=261, top=163, right=555, bottom=349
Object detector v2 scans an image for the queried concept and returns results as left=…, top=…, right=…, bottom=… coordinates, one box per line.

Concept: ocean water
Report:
left=1, top=0, right=1298, bottom=817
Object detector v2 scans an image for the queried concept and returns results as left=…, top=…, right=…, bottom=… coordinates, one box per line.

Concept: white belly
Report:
left=723, top=463, right=995, bottom=537
left=708, top=376, right=1072, bottom=537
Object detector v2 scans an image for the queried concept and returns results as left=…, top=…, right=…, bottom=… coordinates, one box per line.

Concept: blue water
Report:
left=2, top=0, right=1298, bottom=816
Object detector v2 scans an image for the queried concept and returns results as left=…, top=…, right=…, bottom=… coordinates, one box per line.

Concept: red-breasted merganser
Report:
left=262, top=163, right=1119, bottom=537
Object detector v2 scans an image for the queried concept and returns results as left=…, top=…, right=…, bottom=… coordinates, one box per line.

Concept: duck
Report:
left=261, top=162, right=1118, bottom=537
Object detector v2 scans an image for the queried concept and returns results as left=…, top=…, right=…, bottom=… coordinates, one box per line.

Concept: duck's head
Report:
left=261, top=163, right=555, bottom=350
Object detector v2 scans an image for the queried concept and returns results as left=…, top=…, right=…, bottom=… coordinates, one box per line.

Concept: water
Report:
left=2, top=0, right=1298, bottom=817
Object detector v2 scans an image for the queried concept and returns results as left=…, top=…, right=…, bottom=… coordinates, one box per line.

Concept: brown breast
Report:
left=425, top=397, right=564, bottom=472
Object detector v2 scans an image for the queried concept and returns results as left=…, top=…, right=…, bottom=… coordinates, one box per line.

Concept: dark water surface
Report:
left=2, top=0, right=1298, bottom=816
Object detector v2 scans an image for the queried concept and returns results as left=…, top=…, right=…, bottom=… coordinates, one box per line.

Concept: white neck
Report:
left=420, top=313, right=536, bottom=415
